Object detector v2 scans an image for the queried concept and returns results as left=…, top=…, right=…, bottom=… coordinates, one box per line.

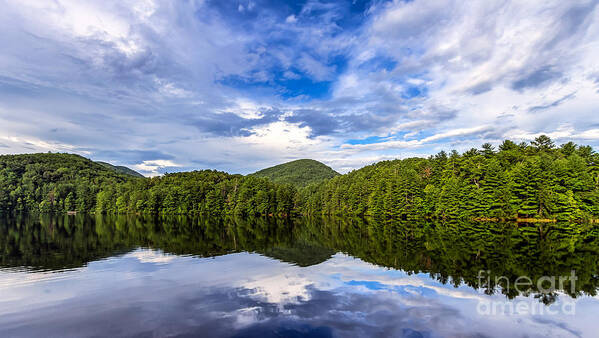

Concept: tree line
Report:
left=0, top=153, right=296, bottom=217
left=95, top=170, right=296, bottom=217
left=1, top=136, right=598, bottom=220
left=300, top=136, right=599, bottom=221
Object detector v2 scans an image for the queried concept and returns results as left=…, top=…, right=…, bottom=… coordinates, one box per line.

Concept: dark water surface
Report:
left=1, top=215, right=598, bottom=337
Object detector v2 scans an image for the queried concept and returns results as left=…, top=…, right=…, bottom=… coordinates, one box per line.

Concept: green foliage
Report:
left=0, top=153, right=296, bottom=217
left=1, top=136, right=598, bottom=220
left=96, top=161, right=144, bottom=177
left=301, top=136, right=599, bottom=221
left=95, top=170, right=297, bottom=217
left=252, top=159, right=339, bottom=188
left=0, top=153, right=132, bottom=213
left=298, top=217, right=599, bottom=301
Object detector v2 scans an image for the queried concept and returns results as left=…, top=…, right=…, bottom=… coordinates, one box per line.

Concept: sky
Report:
left=0, top=0, right=598, bottom=176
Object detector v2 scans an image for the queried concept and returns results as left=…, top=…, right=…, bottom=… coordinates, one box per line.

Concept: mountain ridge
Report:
left=96, top=161, right=144, bottom=178
left=251, top=159, right=339, bottom=188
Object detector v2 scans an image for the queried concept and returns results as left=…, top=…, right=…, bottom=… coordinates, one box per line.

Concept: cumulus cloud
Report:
left=132, top=159, right=182, bottom=176
left=0, top=0, right=598, bottom=173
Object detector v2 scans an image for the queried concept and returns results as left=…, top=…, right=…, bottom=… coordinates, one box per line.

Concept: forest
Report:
left=301, top=136, right=599, bottom=221
left=0, top=153, right=296, bottom=217
left=0, top=153, right=131, bottom=213
left=95, top=170, right=297, bottom=217
left=0, top=136, right=598, bottom=221
left=251, top=158, right=339, bottom=187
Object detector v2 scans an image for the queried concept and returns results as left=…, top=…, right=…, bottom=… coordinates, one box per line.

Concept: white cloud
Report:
left=154, top=78, right=192, bottom=98
left=509, top=125, right=599, bottom=142
left=340, top=125, right=491, bottom=151
left=0, top=135, right=85, bottom=154
left=327, top=0, right=599, bottom=158
left=297, top=53, right=337, bottom=82
left=421, top=125, right=492, bottom=143
left=0, top=0, right=598, bottom=174
left=133, top=160, right=182, bottom=176
left=285, top=15, right=297, bottom=24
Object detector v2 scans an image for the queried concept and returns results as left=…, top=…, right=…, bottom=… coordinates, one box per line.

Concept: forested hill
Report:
left=1, top=136, right=599, bottom=221
left=0, top=153, right=297, bottom=216
left=252, top=159, right=339, bottom=187
left=96, top=161, right=144, bottom=177
left=0, top=153, right=135, bottom=212
left=299, top=136, right=599, bottom=221
left=95, top=171, right=296, bottom=216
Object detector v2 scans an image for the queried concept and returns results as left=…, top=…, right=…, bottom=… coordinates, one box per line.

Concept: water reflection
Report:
left=0, top=215, right=598, bottom=337
left=0, top=214, right=334, bottom=270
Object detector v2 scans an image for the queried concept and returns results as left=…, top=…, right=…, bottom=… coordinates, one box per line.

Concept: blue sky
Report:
left=0, top=0, right=598, bottom=175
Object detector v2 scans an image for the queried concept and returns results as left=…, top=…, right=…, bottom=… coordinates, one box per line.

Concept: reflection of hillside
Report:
left=298, top=217, right=599, bottom=303
left=261, top=243, right=335, bottom=267
left=0, top=214, right=333, bottom=271
left=1, top=214, right=598, bottom=303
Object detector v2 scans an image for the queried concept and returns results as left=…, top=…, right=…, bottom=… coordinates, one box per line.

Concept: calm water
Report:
left=1, top=215, right=598, bottom=337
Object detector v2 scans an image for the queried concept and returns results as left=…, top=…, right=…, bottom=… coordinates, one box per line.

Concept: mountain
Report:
left=252, top=159, right=339, bottom=188
left=0, top=152, right=297, bottom=216
left=0, top=153, right=134, bottom=212
left=96, top=161, right=144, bottom=177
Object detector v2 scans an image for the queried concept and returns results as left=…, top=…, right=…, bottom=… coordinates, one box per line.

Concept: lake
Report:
left=1, top=215, right=598, bottom=337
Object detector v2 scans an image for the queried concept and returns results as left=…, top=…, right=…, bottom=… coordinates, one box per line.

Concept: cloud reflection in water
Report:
left=0, top=249, right=595, bottom=337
